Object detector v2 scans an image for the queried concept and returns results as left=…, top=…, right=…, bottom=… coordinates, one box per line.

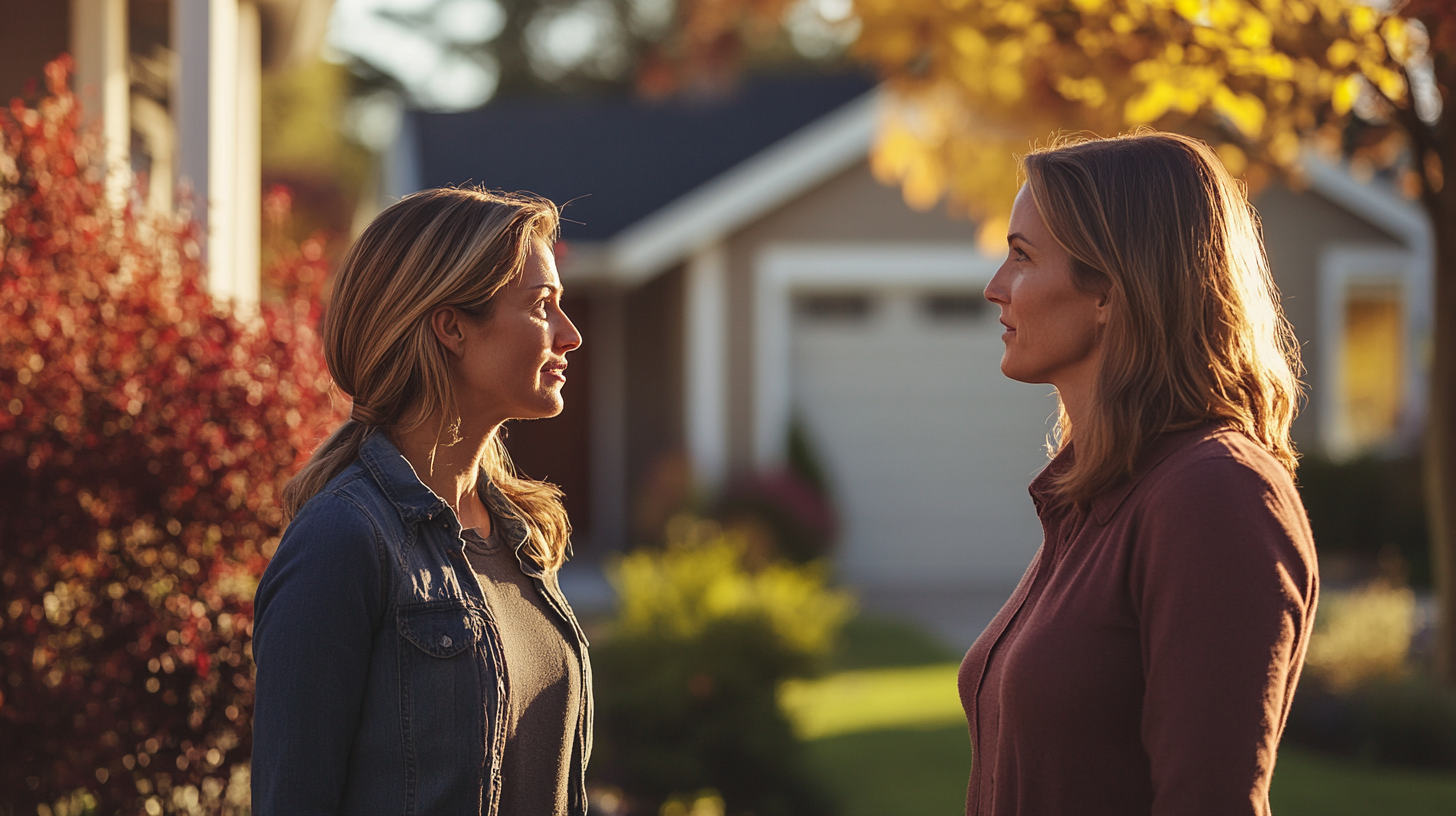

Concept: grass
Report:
left=787, top=614, right=1456, bottom=816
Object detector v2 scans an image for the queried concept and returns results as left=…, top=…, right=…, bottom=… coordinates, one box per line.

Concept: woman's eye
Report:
left=1011, top=247, right=1029, bottom=261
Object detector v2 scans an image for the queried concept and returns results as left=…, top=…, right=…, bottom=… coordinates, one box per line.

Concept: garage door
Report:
left=792, top=288, right=1059, bottom=588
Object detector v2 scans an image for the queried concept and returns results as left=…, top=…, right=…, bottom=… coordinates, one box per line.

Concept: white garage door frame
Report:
left=753, top=242, right=1002, bottom=467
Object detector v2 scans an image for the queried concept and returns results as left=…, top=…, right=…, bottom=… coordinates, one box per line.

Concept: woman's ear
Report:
left=431, top=307, right=468, bottom=357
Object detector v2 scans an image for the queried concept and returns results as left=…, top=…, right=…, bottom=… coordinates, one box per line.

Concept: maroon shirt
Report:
left=959, top=425, right=1318, bottom=816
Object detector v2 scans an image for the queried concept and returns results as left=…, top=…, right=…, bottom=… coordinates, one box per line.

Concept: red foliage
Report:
left=0, top=58, right=345, bottom=812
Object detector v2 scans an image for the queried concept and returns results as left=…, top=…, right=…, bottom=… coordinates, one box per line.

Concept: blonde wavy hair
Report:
left=283, top=187, right=572, bottom=570
left=1023, top=132, right=1303, bottom=506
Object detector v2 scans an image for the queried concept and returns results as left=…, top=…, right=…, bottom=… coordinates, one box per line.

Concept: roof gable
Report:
left=410, top=73, right=875, bottom=243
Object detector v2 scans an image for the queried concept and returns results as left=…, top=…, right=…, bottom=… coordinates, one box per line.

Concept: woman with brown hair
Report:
left=251, top=188, right=590, bottom=815
left=965, top=132, right=1317, bottom=815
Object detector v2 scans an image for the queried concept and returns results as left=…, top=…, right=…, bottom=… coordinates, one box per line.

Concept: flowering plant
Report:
left=0, top=58, right=343, bottom=813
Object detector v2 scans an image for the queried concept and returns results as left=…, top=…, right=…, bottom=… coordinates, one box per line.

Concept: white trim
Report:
left=1303, top=156, right=1434, bottom=452
left=604, top=90, right=883, bottom=284
left=684, top=244, right=730, bottom=489
left=1302, top=156, right=1435, bottom=360
left=233, top=1, right=262, bottom=307
left=207, top=0, right=240, bottom=301
left=753, top=243, right=1001, bottom=466
left=71, top=0, right=130, bottom=207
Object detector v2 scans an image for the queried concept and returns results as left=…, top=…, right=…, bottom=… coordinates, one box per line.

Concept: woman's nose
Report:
left=984, top=263, right=1011, bottom=305
left=556, top=311, right=583, bottom=353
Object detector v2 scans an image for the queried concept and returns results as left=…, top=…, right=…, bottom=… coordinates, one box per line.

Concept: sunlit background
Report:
left=2, top=1, right=1456, bottom=814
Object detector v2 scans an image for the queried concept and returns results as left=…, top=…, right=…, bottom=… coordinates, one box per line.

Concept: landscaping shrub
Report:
left=1303, top=582, right=1416, bottom=691
left=1297, top=454, right=1430, bottom=587
left=0, top=58, right=342, bottom=814
left=591, top=516, right=854, bottom=816
left=1285, top=582, right=1456, bottom=771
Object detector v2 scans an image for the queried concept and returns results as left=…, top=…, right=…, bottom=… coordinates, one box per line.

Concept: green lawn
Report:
left=786, top=616, right=1456, bottom=816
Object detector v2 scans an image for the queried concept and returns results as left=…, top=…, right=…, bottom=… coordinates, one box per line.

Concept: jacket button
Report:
left=440, top=635, right=453, bottom=648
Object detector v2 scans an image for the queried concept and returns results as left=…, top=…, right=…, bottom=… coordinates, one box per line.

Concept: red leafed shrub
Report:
left=0, top=58, right=344, bottom=813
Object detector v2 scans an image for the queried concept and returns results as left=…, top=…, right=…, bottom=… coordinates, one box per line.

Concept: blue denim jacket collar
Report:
left=356, top=430, right=451, bottom=524
left=357, top=431, right=549, bottom=580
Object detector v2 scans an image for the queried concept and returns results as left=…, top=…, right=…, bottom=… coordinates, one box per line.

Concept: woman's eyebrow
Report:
left=1007, top=232, right=1036, bottom=248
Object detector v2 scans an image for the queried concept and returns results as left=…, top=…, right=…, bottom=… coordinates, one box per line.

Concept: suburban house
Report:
left=388, top=73, right=1434, bottom=620
left=0, top=0, right=333, bottom=305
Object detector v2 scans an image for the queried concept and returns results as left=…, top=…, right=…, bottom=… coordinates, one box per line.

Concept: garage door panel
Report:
left=792, top=291, right=1056, bottom=588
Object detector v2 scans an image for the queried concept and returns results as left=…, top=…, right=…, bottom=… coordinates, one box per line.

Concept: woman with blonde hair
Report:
left=964, top=132, right=1317, bottom=815
left=251, top=188, right=590, bottom=815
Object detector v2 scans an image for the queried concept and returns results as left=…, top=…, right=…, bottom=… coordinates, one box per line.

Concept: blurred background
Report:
left=2, top=0, right=1455, bottom=814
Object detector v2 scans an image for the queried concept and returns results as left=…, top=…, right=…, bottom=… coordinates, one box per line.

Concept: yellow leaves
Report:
left=976, top=214, right=1010, bottom=255
left=1215, top=142, right=1249, bottom=176
left=1213, top=86, right=1267, bottom=138
left=950, top=26, right=988, bottom=59
left=1365, top=64, right=1407, bottom=103
left=1331, top=73, right=1361, bottom=115
left=1207, top=0, right=1243, bottom=29
left=872, top=111, right=946, bottom=211
left=1347, top=4, right=1377, bottom=37
left=1126, top=81, right=1178, bottom=125
left=1380, top=16, right=1412, bottom=64
left=850, top=0, right=1418, bottom=220
left=1055, top=76, right=1108, bottom=107
left=991, top=66, right=1026, bottom=103
left=1327, top=39, right=1358, bottom=68
left=1270, top=129, right=1301, bottom=165
left=1172, top=0, right=1204, bottom=22
left=996, top=0, right=1036, bottom=28
left=1236, top=11, right=1272, bottom=49
left=1255, top=52, right=1294, bottom=81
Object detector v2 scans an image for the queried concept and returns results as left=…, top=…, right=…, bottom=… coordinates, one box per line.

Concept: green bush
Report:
left=1287, top=673, right=1456, bottom=771
left=1285, top=583, right=1456, bottom=770
left=591, top=517, right=854, bottom=816
left=1297, top=455, right=1430, bottom=587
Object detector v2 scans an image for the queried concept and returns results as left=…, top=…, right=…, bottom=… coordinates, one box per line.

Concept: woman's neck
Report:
left=391, top=413, right=500, bottom=532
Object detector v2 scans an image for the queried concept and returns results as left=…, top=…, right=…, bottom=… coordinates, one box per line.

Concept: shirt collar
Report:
left=1087, top=422, right=1225, bottom=524
left=357, top=430, right=450, bottom=524
left=1027, top=422, right=1225, bottom=524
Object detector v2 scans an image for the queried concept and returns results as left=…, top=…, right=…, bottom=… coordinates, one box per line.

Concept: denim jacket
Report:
left=251, top=431, right=593, bottom=815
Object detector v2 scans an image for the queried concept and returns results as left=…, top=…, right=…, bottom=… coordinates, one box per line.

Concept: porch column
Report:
left=174, top=0, right=261, bottom=308
left=684, top=244, right=729, bottom=490
left=70, top=0, right=129, bottom=206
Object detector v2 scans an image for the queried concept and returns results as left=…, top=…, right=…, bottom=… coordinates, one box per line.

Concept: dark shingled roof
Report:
left=410, top=73, right=876, bottom=242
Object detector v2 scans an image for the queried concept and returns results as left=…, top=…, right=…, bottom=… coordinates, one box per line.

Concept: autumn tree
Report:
left=664, top=0, right=1456, bottom=684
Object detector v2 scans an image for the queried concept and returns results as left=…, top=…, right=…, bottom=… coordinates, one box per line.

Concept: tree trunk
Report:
left=1430, top=145, right=1456, bottom=686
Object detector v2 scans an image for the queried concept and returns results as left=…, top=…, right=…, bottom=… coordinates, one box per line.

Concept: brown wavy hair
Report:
left=1023, top=132, right=1302, bottom=506
left=282, top=187, right=572, bottom=570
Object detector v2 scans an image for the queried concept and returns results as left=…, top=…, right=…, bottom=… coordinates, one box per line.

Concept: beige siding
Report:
left=624, top=266, right=686, bottom=529
left=1254, top=183, right=1402, bottom=450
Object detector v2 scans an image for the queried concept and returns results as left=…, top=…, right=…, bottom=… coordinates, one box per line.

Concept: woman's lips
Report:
left=542, top=362, right=567, bottom=383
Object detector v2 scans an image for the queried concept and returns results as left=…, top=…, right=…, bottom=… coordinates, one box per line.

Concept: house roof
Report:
left=410, top=72, right=876, bottom=246
left=405, top=72, right=1428, bottom=290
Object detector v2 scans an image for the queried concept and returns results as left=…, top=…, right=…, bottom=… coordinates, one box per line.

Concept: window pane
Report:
left=1342, top=286, right=1403, bottom=450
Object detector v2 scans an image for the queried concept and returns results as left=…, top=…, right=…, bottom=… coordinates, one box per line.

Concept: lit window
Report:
left=1340, top=284, right=1404, bottom=451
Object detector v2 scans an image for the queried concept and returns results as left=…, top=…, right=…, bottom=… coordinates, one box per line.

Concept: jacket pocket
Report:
left=395, top=602, right=489, bottom=813
left=398, top=603, right=483, bottom=658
